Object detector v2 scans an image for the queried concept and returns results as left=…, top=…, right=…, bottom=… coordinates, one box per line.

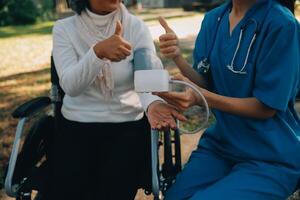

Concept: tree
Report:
left=0, top=0, right=9, bottom=9
left=8, top=0, right=38, bottom=24
left=0, top=0, right=38, bottom=26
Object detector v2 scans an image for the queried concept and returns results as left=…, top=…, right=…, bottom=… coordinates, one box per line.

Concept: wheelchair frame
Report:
left=4, top=56, right=182, bottom=200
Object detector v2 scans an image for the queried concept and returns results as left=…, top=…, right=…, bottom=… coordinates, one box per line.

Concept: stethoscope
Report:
left=197, top=0, right=272, bottom=75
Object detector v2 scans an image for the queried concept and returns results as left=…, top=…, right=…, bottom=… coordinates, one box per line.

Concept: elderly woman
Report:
left=157, top=0, right=300, bottom=199
left=51, top=0, right=184, bottom=199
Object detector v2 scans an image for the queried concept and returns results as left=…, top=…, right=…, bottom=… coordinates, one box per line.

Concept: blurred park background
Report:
left=0, top=0, right=299, bottom=199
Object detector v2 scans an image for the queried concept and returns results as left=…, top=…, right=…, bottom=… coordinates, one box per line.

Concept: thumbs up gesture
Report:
left=158, top=17, right=181, bottom=60
left=94, top=21, right=132, bottom=62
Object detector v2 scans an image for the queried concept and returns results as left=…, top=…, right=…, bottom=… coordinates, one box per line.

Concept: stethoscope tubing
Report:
left=227, top=19, right=259, bottom=74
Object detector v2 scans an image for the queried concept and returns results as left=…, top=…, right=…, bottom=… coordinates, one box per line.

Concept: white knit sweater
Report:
left=52, top=9, right=162, bottom=123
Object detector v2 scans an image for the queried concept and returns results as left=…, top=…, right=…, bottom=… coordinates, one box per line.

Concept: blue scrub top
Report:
left=194, top=0, right=300, bottom=168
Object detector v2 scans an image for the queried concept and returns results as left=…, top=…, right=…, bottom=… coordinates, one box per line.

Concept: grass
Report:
left=0, top=7, right=198, bottom=39
left=0, top=21, right=54, bottom=39
left=0, top=21, right=54, bottom=192
left=0, top=68, right=51, bottom=183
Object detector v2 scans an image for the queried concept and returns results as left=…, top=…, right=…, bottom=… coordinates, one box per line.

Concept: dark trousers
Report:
left=48, top=115, right=151, bottom=200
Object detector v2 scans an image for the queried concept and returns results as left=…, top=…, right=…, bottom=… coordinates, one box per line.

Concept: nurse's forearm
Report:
left=173, top=55, right=209, bottom=89
left=204, top=91, right=276, bottom=119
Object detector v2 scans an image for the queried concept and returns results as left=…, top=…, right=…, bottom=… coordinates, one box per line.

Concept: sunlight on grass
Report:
left=0, top=21, right=54, bottom=38
left=0, top=36, right=52, bottom=77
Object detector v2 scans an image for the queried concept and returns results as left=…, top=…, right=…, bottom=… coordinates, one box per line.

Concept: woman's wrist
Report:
left=172, top=54, right=188, bottom=74
left=147, top=100, right=164, bottom=114
left=199, top=88, right=213, bottom=108
left=93, top=43, right=105, bottom=59
left=172, top=53, right=183, bottom=63
left=202, top=90, right=232, bottom=112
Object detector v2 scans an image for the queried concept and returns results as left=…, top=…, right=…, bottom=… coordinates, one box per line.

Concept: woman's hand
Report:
left=158, top=17, right=181, bottom=60
left=94, top=21, right=132, bottom=62
left=154, top=74, right=207, bottom=111
left=147, top=101, right=187, bottom=130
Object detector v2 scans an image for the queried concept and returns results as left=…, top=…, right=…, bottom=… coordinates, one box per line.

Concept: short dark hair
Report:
left=278, top=0, right=295, bottom=14
left=69, top=0, right=124, bottom=15
left=69, top=0, right=88, bottom=15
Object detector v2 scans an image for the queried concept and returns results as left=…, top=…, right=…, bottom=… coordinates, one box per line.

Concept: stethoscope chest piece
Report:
left=197, top=58, right=211, bottom=74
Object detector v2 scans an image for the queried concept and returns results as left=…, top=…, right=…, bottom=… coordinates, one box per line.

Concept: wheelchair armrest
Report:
left=12, top=97, right=51, bottom=119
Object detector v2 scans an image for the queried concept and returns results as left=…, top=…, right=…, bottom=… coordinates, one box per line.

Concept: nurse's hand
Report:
left=158, top=17, right=181, bottom=60
left=147, top=101, right=187, bottom=130
left=154, top=74, right=207, bottom=111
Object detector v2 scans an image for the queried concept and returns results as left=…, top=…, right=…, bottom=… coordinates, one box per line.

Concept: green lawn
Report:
left=0, top=21, right=54, bottom=38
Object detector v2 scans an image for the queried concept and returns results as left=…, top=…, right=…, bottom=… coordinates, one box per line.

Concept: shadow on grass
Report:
left=0, top=67, right=50, bottom=83
left=0, top=67, right=51, bottom=189
left=0, top=21, right=54, bottom=38
left=0, top=67, right=51, bottom=125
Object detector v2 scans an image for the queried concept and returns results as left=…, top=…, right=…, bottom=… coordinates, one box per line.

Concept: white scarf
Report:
left=75, top=3, right=129, bottom=98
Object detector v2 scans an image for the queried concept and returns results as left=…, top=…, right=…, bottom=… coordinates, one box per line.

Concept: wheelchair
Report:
left=3, top=56, right=182, bottom=200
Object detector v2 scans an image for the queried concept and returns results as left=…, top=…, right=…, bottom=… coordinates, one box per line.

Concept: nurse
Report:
left=156, top=0, right=300, bottom=199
